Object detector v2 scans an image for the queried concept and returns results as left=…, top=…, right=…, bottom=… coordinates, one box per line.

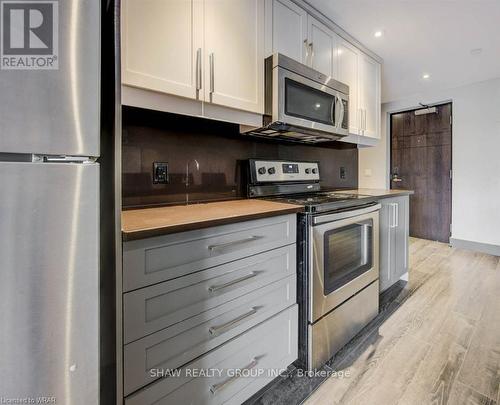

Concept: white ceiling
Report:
left=308, top=0, right=500, bottom=103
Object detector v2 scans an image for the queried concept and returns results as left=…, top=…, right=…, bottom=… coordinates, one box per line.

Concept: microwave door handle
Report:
left=339, top=96, right=345, bottom=129
left=333, top=95, right=342, bottom=128
left=331, top=97, right=336, bottom=127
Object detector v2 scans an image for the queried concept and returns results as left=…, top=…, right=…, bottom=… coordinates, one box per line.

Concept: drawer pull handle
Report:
left=208, top=271, right=259, bottom=293
left=208, top=235, right=263, bottom=252
left=209, top=357, right=259, bottom=395
left=208, top=307, right=258, bottom=336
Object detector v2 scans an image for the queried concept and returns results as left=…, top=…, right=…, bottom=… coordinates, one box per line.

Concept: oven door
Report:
left=275, top=67, right=349, bottom=136
left=310, top=204, right=380, bottom=322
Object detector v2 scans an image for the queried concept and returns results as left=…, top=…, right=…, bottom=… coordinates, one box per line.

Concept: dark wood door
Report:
left=391, top=103, right=452, bottom=242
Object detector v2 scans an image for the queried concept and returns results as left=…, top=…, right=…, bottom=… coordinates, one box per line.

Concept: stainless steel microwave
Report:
left=242, top=53, right=349, bottom=143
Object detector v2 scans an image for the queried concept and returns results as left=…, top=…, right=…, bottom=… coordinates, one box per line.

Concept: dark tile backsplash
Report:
left=122, top=106, right=359, bottom=208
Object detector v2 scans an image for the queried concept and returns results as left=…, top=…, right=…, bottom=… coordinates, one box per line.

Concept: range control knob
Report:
left=268, top=167, right=276, bottom=174
left=257, top=167, right=266, bottom=175
left=312, top=168, right=318, bottom=174
left=305, top=168, right=312, bottom=174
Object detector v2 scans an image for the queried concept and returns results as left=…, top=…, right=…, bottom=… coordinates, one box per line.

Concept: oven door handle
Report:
left=313, top=203, right=381, bottom=225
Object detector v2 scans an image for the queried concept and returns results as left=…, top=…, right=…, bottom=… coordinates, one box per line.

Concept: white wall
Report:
left=359, top=77, right=500, bottom=247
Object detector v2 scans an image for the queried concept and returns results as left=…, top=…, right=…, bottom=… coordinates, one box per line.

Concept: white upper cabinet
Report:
left=307, top=15, right=338, bottom=78
left=337, top=37, right=381, bottom=140
left=204, top=0, right=265, bottom=114
left=266, top=0, right=338, bottom=78
left=121, top=0, right=381, bottom=139
left=121, top=0, right=203, bottom=100
left=122, top=0, right=264, bottom=114
left=337, top=38, right=360, bottom=135
left=359, top=53, right=381, bottom=138
left=266, top=0, right=308, bottom=63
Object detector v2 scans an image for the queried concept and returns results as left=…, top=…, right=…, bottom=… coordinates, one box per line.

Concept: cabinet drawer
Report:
left=124, top=275, right=296, bottom=395
left=124, top=244, right=296, bottom=343
left=123, top=214, right=296, bottom=291
left=125, top=305, right=298, bottom=405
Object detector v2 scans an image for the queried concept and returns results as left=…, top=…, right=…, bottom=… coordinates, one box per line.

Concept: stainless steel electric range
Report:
left=247, top=159, right=381, bottom=370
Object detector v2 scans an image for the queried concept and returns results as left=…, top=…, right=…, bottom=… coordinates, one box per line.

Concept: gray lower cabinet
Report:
left=122, top=214, right=298, bottom=403
left=379, top=196, right=409, bottom=292
left=125, top=305, right=298, bottom=405
left=123, top=244, right=296, bottom=344
left=123, top=214, right=296, bottom=291
left=124, top=275, right=296, bottom=395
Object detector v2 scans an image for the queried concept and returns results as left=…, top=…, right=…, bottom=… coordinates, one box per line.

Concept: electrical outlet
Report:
left=340, top=166, right=347, bottom=180
left=153, top=162, right=169, bottom=184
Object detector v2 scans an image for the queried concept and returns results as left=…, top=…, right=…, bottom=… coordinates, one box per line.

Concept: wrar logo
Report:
left=0, top=0, right=58, bottom=69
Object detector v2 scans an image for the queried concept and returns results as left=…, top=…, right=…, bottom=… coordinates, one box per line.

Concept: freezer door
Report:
left=0, top=0, right=100, bottom=156
left=0, top=162, right=99, bottom=404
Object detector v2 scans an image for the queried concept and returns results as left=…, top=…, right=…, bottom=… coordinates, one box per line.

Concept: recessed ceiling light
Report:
left=470, top=48, right=483, bottom=56
left=422, top=73, right=430, bottom=79
left=374, top=30, right=383, bottom=38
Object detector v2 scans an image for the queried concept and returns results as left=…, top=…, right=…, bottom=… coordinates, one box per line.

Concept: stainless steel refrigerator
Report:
left=0, top=0, right=101, bottom=403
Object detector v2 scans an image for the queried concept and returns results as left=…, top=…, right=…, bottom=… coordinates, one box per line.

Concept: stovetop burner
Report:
left=267, top=191, right=376, bottom=213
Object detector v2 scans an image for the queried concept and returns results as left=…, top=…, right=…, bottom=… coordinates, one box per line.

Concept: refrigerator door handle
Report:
left=33, top=155, right=97, bottom=164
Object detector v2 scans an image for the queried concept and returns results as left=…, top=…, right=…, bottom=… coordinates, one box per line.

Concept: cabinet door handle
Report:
left=209, top=52, right=215, bottom=95
left=394, top=203, right=399, bottom=227
left=208, top=307, right=258, bottom=336
left=208, top=271, right=259, bottom=293
left=209, top=358, right=259, bottom=394
left=309, top=42, right=314, bottom=65
left=208, top=235, right=262, bottom=252
left=390, top=203, right=398, bottom=228
left=303, top=39, right=309, bottom=62
left=196, top=48, right=202, bottom=93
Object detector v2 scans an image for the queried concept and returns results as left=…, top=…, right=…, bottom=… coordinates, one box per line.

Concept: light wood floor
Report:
left=304, top=238, right=500, bottom=405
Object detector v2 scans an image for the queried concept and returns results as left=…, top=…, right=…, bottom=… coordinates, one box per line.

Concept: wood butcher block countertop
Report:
left=122, top=199, right=304, bottom=241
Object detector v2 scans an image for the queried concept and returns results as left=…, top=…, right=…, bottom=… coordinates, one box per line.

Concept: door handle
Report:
left=209, top=358, right=259, bottom=394
left=303, top=39, right=309, bottom=63
left=336, top=96, right=345, bottom=129
left=209, top=52, right=215, bottom=96
left=208, top=235, right=262, bottom=252
left=340, top=98, right=345, bottom=129
left=195, top=48, right=202, bottom=95
left=331, top=98, right=335, bottom=126
left=208, top=271, right=259, bottom=293
left=208, top=307, right=258, bottom=336
left=309, top=42, right=314, bottom=65
left=390, top=203, right=398, bottom=228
